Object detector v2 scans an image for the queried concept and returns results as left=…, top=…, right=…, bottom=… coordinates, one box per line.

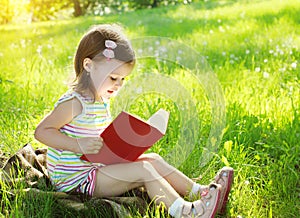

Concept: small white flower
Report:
left=255, top=67, right=261, bottom=72
left=20, top=39, right=26, bottom=48
left=148, top=46, right=153, bottom=51
left=291, top=62, right=297, bottom=69
left=176, top=56, right=182, bottom=61
left=36, top=45, right=42, bottom=55
left=230, top=54, right=235, bottom=59
left=279, top=67, right=286, bottom=72
left=240, top=11, right=245, bottom=18
left=269, top=50, right=274, bottom=54
left=202, top=41, right=208, bottom=46
left=136, top=87, right=142, bottom=94
left=137, top=48, right=143, bottom=54
left=244, top=180, right=250, bottom=185
left=264, top=59, right=268, bottom=63
left=222, top=51, right=226, bottom=56
left=263, top=72, right=270, bottom=78
left=159, top=46, right=167, bottom=52
left=209, top=29, right=214, bottom=34
left=245, top=49, right=250, bottom=54
left=11, top=43, right=18, bottom=48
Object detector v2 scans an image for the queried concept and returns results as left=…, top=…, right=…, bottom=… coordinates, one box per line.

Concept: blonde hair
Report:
left=72, top=24, right=135, bottom=101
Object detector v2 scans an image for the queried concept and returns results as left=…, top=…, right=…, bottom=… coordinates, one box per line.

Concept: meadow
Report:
left=0, top=0, right=299, bottom=217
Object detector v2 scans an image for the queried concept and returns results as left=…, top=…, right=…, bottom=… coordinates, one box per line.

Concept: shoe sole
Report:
left=210, top=187, right=222, bottom=218
left=218, top=168, right=234, bottom=214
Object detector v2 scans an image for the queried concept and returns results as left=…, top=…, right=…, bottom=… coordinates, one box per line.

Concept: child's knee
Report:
left=134, top=160, right=160, bottom=180
left=138, top=160, right=156, bottom=171
left=144, top=152, right=164, bottom=161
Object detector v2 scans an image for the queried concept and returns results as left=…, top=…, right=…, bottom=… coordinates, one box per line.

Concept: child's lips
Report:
left=107, top=90, right=114, bottom=94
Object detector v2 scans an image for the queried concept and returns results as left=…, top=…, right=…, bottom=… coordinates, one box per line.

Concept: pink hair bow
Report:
left=103, top=40, right=117, bottom=60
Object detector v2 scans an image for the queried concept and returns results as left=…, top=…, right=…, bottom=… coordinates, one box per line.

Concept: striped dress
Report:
left=47, top=91, right=112, bottom=196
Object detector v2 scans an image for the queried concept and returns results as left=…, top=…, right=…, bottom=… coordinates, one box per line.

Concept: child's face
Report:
left=90, top=59, right=133, bottom=99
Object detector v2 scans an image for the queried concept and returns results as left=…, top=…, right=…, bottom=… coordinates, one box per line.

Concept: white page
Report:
left=147, top=109, right=169, bottom=134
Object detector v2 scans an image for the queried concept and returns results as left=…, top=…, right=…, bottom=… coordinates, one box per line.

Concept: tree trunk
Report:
left=4, top=0, right=10, bottom=24
left=151, top=0, right=158, bottom=8
left=73, top=0, right=82, bottom=17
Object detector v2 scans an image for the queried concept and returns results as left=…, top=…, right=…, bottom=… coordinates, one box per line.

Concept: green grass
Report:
left=0, top=0, right=299, bottom=217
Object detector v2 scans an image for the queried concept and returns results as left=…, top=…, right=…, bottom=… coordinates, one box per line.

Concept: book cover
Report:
left=80, top=109, right=169, bottom=164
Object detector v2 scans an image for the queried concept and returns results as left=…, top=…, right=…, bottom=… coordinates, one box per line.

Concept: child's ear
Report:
left=83, top=58, right=93, bottom=72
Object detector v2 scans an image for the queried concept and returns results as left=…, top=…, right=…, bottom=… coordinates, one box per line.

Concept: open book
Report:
left=80, top=109, right=169, bottom=164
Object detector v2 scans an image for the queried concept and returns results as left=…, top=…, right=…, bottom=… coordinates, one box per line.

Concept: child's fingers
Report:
left=93, top=138, right=103, bottom=146
left=90, top=138, right=103, bottom=152
left=78, top=137, right=103, bottom=154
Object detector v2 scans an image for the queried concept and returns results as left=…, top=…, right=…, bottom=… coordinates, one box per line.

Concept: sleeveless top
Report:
left=46, top=91, right=112, bottom=195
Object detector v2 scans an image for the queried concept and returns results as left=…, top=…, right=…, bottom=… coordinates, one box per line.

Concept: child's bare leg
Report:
left=138, top=153, right=195, bottom=196
left=93, top=159, right=223, bottom=217
left=93, top=160, right=181, bottom=208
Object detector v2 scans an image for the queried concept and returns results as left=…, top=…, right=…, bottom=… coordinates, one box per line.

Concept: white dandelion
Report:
left=291, top=62, right=297, bottom=69
left=263, top=72, right=270, bottom=78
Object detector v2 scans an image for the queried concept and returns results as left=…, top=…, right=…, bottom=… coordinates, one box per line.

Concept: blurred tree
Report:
left=0, top=0, right=14, bottom=24
left=0, top=0, right=194, bottom=24
left=127, top=0, right=192, bottom=10
left=26, top=0, right=70, bottom=21
left=72, top=0, right=109, bottom=17
left=72, top=0, right=126, bottom=16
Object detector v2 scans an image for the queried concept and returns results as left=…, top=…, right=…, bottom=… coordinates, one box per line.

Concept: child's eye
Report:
left=110, top=77, right=117, bottom=81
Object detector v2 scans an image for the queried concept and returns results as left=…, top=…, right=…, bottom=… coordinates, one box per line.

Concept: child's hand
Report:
left=76, top=137, right=103, bottom=154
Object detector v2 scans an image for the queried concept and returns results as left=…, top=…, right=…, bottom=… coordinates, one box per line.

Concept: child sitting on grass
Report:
left=34, top=23, right=233, bottom=218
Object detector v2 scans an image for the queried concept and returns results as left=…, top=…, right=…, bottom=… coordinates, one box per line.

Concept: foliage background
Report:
left=1, top=0, right=193, bottom=24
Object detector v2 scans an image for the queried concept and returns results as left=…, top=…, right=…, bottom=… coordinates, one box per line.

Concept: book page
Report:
left=147, top=109, right=169, bottom=134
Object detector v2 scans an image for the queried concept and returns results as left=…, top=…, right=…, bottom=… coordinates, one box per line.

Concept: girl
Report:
left=34, top=24, right=233, bottom=218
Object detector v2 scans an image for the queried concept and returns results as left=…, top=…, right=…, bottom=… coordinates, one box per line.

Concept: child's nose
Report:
left=115, top=79, right=123, bottom=87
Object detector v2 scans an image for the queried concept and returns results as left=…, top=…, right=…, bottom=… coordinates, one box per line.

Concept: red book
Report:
left=80, top=109, right=169, bottom=164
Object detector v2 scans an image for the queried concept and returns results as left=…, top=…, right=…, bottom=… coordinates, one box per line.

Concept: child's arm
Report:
left=34, top=98, right=103, bottom=154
